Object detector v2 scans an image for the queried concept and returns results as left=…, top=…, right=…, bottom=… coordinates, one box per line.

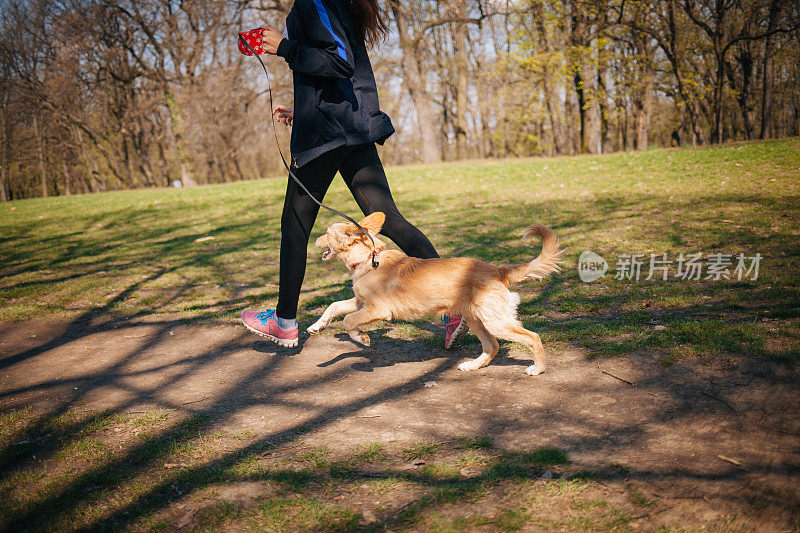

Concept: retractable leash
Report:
left=237, top=30, right=380, bottom=269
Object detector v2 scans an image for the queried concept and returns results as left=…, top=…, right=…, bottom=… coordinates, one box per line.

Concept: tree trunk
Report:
left=542, top=67, right=567, bottom=154
left=711, top=44, right=726, bottom=144
left=157, top=140, right=170, bottom=187
left=33, top=115, right=48, bottom=198
left=597, top=71, right=613, bottom=154
left=532, top=8, right=567, bottom=155
left=571, top=4, right=599, bottom=154
left=391, top=2, right=442, bottom=163
left=565, top=81, right=579, bottom=155
left=634, top=38, right=655, bottom=151
left=574, top=69, right=599, bottom=154
left=0, top=105, right=9, bottom=202
left=62, top=159, right=72, bottom=196
left=0, top=163, right=7, bottom=202
left=165, top=91, right=196, bottom=187
left=665, top=0, right=703, bottom=146
left=454, top=3, right=468, bottom=159
left=74, top=127, right=96, bottom=193
left=760, top=0, right=781, bottom=139
left=728, top=48, right=756, bottom=140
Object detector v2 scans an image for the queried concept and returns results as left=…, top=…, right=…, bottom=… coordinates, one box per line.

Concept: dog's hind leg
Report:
left=458, top=318, right=500, bottom=372
left=486, top=320, right=547, bottom=376
left=342, top=306, right=389, bottom=347
left=308, top=298, right=361, bottom=334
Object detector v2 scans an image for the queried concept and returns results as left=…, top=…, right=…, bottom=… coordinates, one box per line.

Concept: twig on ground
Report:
left=355, top=415, right=380, bottom=418
left=716, top=455, right=742, bottom=467
left=601, top=370, right=635, bottom=386
left=597, top=481, right=625, bottom=493
left=757, top=421, right=800, bottom=436
left=633, top=505, right=673, bottom=520
left=701, top=391, right=736, bottom=413
left=634, top=505, right=674, bottom=520
left=182, top=397, right=208, bottom=405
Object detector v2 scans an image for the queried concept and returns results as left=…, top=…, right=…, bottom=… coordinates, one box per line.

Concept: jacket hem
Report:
left=292, top=126, right=395, bottom=168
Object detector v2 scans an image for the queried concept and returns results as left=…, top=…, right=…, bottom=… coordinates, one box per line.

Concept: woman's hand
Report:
left=273, top=105, right=293, bottom=126
left=261, top=27, right=284, bottom=55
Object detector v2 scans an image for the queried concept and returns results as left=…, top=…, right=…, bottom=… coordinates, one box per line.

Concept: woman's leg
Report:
left=339, top=143, right=439, bottom=259
left=339, top=143, right=468, bottom=349
left=276, top=147, right=346, bottom=320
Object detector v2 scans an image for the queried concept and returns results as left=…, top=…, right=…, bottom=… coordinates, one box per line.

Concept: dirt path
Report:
left=1, top=317, right=798, bottom=530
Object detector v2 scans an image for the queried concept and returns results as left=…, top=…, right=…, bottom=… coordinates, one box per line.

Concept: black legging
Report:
left=276, top=142, right=438, bottom=319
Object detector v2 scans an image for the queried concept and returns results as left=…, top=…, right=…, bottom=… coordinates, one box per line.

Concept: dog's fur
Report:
left=309, top=212, right=562, bottom=375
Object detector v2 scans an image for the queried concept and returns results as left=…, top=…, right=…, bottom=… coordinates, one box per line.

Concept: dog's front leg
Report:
left=342, top=307, right=386, bottom=347
left=308, top=298, right=361, bottom=334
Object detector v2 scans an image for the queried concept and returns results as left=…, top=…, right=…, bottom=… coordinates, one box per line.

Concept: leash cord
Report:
left=238, top=35, right=379, bottom=269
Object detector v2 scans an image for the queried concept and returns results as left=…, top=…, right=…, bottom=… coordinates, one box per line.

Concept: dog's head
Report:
left=315, top=212, right=387, bottom=271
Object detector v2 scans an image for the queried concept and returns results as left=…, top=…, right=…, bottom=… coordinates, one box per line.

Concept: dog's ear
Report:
left=358, top=212, right=385, bottom=234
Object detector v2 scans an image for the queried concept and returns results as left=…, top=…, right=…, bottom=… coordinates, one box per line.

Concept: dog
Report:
left=308, top=212, right=562, bottom=375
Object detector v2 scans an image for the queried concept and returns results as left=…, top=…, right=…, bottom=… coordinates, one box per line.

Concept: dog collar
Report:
left=350, top=251, right=382, bottom=271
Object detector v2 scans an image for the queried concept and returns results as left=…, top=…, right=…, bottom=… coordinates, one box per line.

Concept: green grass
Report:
left=626, top=482, right=657, bottom=508
left=0, top=405, right=781, bottom=531
left=256, top=497, right=361, bottom=531
left=1, top=140, right=799, bottom=530
left=2, top=140, right=798, bottom=367
left=403, top=440, right=441, bottom=460
left=353, top=442, right=389, bottom=463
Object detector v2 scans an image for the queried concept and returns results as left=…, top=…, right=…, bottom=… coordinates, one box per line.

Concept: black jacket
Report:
left=276, top=0, right=395, bottom=168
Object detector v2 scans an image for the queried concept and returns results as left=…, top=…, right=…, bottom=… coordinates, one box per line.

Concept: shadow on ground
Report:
left=1, top=179, right=799, bottom=529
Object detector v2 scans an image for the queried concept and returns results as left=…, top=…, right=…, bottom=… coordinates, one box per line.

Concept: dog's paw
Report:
left=458, top=353, right=491, bottom=372
left=458, top=360, right=481, bottom=372
left=307, top=320, right=326, bottom=335
left=349, top=332, right=370, bottom=346
left=525, top=364, right=545, bottom=376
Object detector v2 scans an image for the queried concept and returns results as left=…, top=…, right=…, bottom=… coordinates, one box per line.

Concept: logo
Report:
left=578, top=250, right=608, bottom=282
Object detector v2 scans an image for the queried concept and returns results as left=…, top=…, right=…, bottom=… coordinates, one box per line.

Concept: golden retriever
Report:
left=309, top=212, right=561, bottom=375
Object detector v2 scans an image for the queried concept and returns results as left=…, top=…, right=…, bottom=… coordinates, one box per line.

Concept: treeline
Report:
left=1, top=0, right=798, bottom=200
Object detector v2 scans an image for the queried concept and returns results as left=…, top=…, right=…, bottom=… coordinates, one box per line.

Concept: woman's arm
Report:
left=264, top=0, right=354, bottom=79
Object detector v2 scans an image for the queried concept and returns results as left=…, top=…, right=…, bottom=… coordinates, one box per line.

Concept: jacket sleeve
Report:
left=276, top=0, right=354, bottom=79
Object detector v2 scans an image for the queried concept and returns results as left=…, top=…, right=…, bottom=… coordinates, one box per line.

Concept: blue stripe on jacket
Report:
left=311, top=0, right=348, bottom=61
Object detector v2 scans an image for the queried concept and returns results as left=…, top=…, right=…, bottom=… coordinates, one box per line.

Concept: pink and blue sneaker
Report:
left=444, top=315, right=468, bottom=349
left=240, top=309, right=299, bottom=348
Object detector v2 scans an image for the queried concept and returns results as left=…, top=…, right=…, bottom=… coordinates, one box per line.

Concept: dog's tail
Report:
left=500, top=225, right=562, bottom=285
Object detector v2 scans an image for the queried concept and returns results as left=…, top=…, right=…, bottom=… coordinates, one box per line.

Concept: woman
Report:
left=240, top=0, right=467, bottom=349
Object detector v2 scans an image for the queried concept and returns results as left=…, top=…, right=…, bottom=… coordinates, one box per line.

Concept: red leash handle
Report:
left=237, top=33, right=379, bottom=269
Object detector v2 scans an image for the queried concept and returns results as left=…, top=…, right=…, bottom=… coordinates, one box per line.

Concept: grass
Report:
left=626, top=482, right=657, bottom=508
left=1, top=139, right=798, bottom=368
left=1, top=140, right=799, bottom=530
left=256, top=496, right=361, bottom=531
left=403, top=440, right=441, bottom=460
left=353, top=442, right=389, bottom=463
left=1, top=400, right=796, bottom=530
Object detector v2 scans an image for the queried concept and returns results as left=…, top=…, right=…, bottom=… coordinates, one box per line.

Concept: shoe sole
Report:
left=242, top=321, right=299, bottom=348
left=445, top=318, right=468, bottom=350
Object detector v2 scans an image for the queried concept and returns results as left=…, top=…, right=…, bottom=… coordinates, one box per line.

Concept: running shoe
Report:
left=241, top=309, right=299, bottom=348
left=444, top=314, right=468, bottom=349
